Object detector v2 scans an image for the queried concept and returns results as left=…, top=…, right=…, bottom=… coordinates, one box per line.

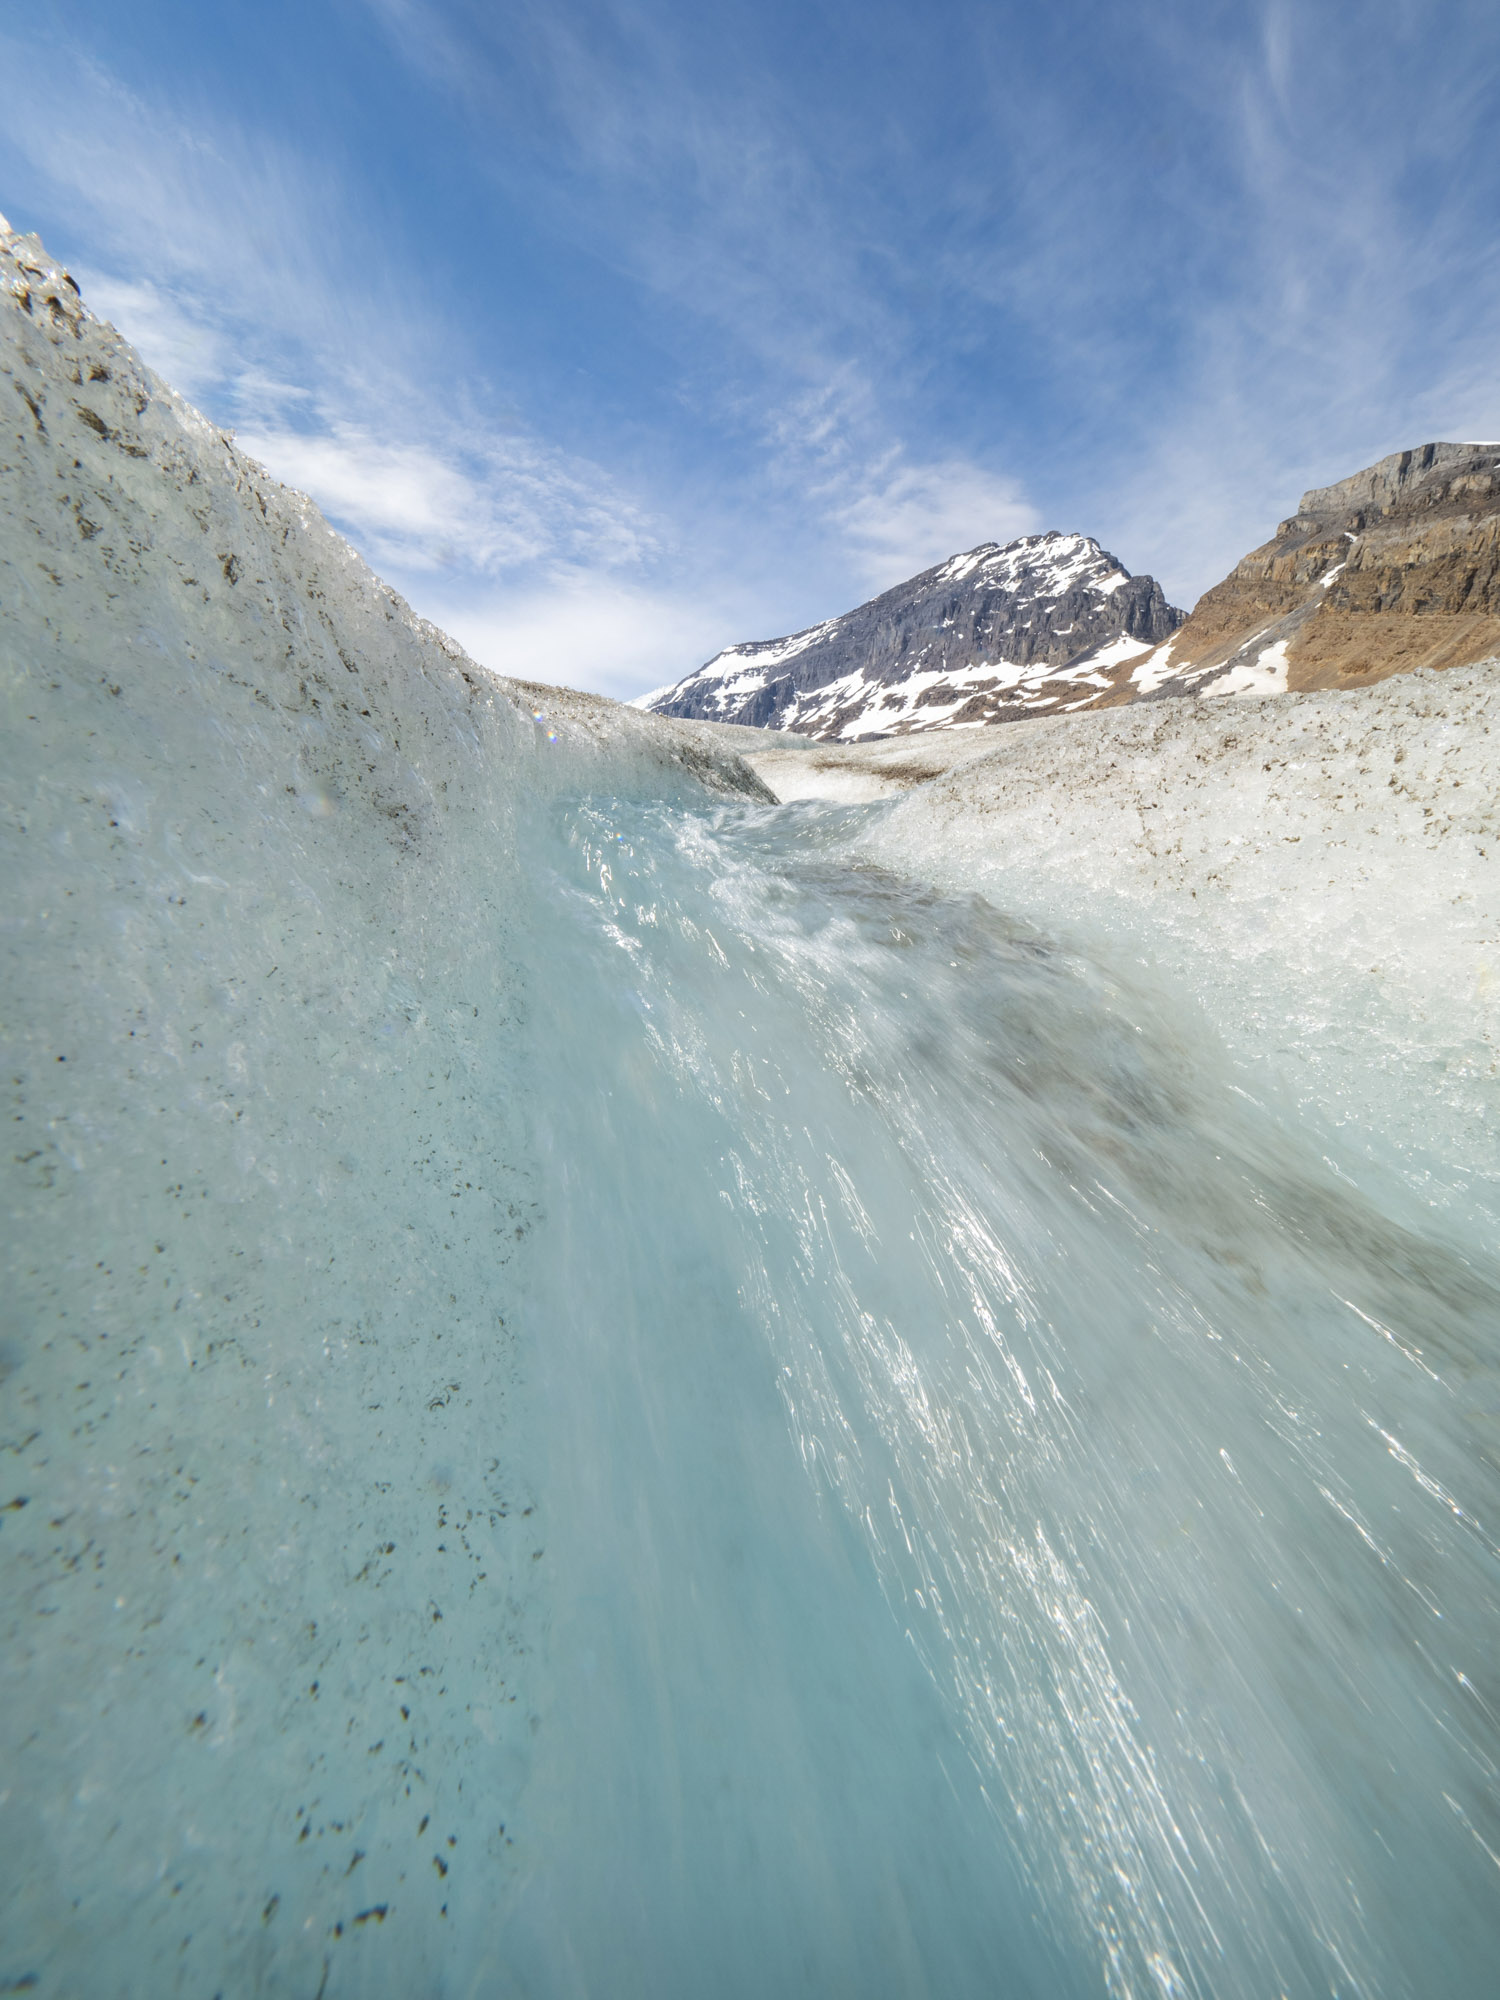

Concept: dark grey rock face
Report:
left=643, top=532, right=1184, bottom=739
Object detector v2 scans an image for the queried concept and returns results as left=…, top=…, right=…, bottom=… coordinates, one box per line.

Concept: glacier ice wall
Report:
left=0, top=223, right=761, bottom=1998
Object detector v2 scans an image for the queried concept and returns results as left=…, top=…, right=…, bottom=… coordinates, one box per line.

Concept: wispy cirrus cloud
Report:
left=232, top=424, right=662, bottom=578
left=6, top=0, right=1500, bottom=687
left=362, top=0, right=1043, bottom=596
left=758, top=367, right=1035, bottom=592
left=0, top=22, right=682, bottom=669
left=837, top=459, right=1036, bottom=587
left=930, top=0, right=1500, bottom=598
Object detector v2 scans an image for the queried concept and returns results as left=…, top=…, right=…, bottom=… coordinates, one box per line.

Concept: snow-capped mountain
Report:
left=636, top=532, right=1184, bottom=739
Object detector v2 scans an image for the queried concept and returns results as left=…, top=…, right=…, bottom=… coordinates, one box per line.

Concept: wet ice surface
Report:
left=0, top=602, right=550, bottom=1997
left=496, top=788, right=1500, bottom=2000
left=8, top=706, right=1500, bottom=1994
left=836, top=671, right=1500, bottom=1211
left=0, top=217, right=771, bottom=2000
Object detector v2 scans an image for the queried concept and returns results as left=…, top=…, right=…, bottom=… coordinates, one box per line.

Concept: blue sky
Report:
left=4, top=0, right=1499, bottom=698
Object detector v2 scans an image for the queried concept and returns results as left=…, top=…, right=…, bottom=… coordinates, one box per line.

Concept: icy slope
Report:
left=739, top=662, right=1500, bottom=1189
left=747, top=665, right=1499, bottom=1205
left=0, top=219, right=762, bottom=1999
left=520, top=783, right=1500, bottom=2000
left=639, top=532, right=1183, bottom=737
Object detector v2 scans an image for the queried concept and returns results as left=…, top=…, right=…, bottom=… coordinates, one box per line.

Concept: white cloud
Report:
left=235, top=423, right=661, bottom=579
left=430, top=574, right=750, bottom=704
left=70, top=270, right=231, bottom=402
left=234, top=428, right=499, bottom=567
left=838, top=458, right=1037, bottom=590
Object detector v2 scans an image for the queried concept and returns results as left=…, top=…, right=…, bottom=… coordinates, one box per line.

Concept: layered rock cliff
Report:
left=1119, top=442, right=1500, bottom=703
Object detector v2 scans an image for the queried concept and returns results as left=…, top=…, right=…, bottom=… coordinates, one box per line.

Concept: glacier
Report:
left=5, top=220, right=1500, bottom=2000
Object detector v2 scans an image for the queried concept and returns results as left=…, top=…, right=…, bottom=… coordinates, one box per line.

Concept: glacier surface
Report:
left=5, top=221, right=1500, bottom=2000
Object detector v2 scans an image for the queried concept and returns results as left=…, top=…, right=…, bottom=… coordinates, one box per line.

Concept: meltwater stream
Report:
left=495, top=786, right=1500, bottom=2000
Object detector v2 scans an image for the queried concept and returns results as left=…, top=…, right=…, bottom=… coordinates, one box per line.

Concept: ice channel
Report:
left=8, top=720, right=1500, bottom=1998
left=486, top=783, right=1500, bottom=2000
left=4, top=226, right=1500, bottom=1996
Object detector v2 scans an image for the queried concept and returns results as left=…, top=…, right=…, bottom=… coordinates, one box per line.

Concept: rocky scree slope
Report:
left=638, top=532, right=1184, bottom=739
left=1117, top=442, right=1500, bottom=705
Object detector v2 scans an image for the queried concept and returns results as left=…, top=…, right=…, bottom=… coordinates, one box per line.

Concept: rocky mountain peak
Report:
left=639, top=530, right=1184, bottom=740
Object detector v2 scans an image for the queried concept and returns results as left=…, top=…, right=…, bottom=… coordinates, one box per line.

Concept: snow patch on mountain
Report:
left=639, top=531, right=1183, bottom=739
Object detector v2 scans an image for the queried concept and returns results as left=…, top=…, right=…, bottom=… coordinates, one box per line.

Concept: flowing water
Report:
left=491, top=785, right=1500, bottom=2000
left=7, top=738, right=1500, bottom=2000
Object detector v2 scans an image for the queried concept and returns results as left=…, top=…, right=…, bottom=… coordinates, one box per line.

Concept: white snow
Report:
left=937, top=546, right=994, bottom=582
left=1057, top=630, right=1153, bottom=678
left=1208, top=636, right=1292, bottom=698
left=1129, top=637, right=1180, bottom=692
left=705, top=618, right=843, bottom=675
left=629, top=679, right=683, bottom=709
